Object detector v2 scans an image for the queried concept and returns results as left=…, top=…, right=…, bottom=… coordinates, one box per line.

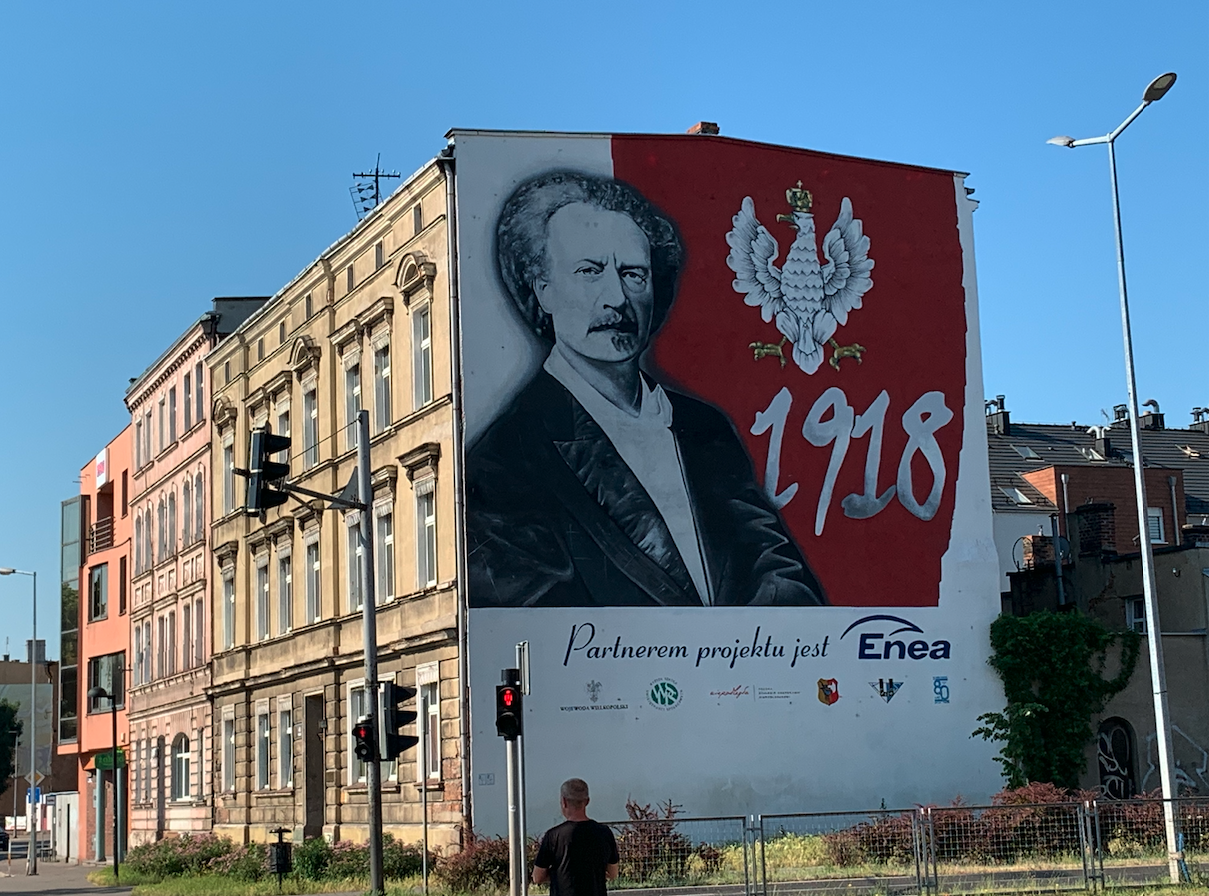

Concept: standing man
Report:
left=533, top=778, right=619, bottom=896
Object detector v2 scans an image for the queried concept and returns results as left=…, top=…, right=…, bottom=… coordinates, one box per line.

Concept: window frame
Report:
left=256, top=710, right=271, bottom=791
left=416, top=481, right=436, bottom=588
left=171, top=734, right=191, bottom=801
left=412, top=303, right=434, bottom=409
left=277, top=705, right=294, bottom=789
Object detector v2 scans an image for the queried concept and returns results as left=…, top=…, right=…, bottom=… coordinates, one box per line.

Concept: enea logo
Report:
left=840, top=615, right=951, bottom=661
left=647, top=678, right=682, bottom=710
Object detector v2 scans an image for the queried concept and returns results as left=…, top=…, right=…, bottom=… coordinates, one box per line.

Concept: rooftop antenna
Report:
left=350, top=153, right=400, bottom=221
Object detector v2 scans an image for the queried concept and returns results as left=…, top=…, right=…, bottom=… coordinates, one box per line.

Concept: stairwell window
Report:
left=1147, top=508, right=1166, bottom=544
left=412, top=304, right=433, bottom=408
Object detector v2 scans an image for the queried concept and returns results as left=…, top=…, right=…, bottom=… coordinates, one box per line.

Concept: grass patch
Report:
left=88, top=866, right=408, bottom=895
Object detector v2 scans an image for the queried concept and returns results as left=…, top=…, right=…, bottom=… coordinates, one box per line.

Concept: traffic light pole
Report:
left=355, top=410, right=385, bottom=896
left=506, top=735, right=523, bottom=896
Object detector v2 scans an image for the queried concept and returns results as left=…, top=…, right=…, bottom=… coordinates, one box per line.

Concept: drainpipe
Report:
left=1168, top=476, right=1180, bottom=545
left=437, top=147, right=473, bottom=833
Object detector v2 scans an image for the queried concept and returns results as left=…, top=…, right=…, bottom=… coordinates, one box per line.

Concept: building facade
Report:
left=125, top=300, right=265, bottom=845
left=208, top=158, right=463, bottom=845
left=60, top=428, right=133, bottom=862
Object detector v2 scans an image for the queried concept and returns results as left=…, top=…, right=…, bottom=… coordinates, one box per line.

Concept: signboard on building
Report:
left=454, top=131, right=1002, bottom=832
left=93, top=748, right=126, bottom=770
left=94, top=448, right=108, bottom=488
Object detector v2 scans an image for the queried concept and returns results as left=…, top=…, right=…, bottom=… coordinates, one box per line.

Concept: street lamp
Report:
left=1047, top=72, right=1180, bottom=883
left=87, top=686, right=120, bottom=883
left=0, top=568, right=38, bottom=876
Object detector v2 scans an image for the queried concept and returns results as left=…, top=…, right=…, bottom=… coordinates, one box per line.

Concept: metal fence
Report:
left=602, top=814, right=752, bottom=892
left=595, top=798, right=1209, bottom=896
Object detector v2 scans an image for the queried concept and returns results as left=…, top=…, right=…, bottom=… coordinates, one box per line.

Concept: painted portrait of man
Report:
left=466, top=169, right=826, bottom=608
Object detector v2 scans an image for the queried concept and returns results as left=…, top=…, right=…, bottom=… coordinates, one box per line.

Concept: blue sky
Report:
left=1, top=1, right=1205, bottom=653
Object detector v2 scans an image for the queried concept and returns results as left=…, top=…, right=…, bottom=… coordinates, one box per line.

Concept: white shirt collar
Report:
left=544, top=346, right=674, bottom=430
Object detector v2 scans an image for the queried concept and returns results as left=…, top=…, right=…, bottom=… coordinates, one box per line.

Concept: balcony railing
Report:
left=88, top=516, right=114, bottom=554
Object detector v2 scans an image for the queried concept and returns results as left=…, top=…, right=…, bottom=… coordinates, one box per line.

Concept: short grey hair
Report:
left=495, top=170, right=684, bottom=343
left=560, top=777, right=590, bottom=807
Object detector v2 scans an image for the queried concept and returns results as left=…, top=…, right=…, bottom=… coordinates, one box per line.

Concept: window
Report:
left=276, top=406, right=291, bottom=459
left=89, top=564, right=108, bottom=620
left=257, top=338, right=265, bottom=362
left=145, top=504, right=154, bottom=568
left=183, top=373, right=193, bottom=430
left=422, top=681, right=440, bottom=780
left=346, top=264, right=354, bottom=293
left=1147, top=507, right=1166, bottom=544
left=222, top=715, right=236, bottom=791
left=119, top=556, right=127, bottom=615
left=256, top=561, right=270, bottom=641
left=157, top=498, right=166, bottom=560
left=134, top=419, right=143, bottom=469
left=121, top=471, right=128, bottom=517
left=303, top=387, right=318, bottom=469
left=1127, top=596, right=1147, bottom=633
left=278, top=706, right=294, bottom=788
left=374, top=241, right=384, bottom=270
left=304, top=292, right=313, bottom=319
left=413, top=203, right=423, bottom=235
left=171, top=734, right=191, bottom=801
left=143, top=410, right=152, bottom=463
left=349, top=685, right=368, bottom=784
left=166, top=491, right=176, bottom=557
left=158, top=397, right=166, bottom=453
left=157, top=615, right=166, bottom=679
left=168, top=609, right=177, bottom=675
left=141, top=621, right=151, bottom=683
left=194, top=362, right=204, bottom=423
left=257, top=711, right=270, bottom=790
left=376, top=508, right=394, bottom=602
left=222, top=440, right=235, bottom=514
left=134, top=624, right=145, bottom=685
left=134, top=516, right=144, bottom=573
left=373, top=344, right=392, bottom=433
left=224, top=361, right=230, bottom=384
left=347, top=521, right=363, bottom=612
left=182, top=479, right=192, bottom=547
left=194, top=598, right=204, bottom=665
left=412, top=304, right=433, bottom=408
left=277, top=553, right=292, bottom=635
left=416, top=482, right=436, bottom=587
left=306, top=541, right=321, bottom=623
left=194, top=472, right=204, bottom=541
left=222, top=574, right=235, bottom=650
left=182, top=603, right=192, bottom=670
left=345, top=362, right=361, bottom=451
left=87, top=652, right=124, bottom=710
left=279, top=321, right=286, bottom=345
left=168, top=387, right=178, bottom=443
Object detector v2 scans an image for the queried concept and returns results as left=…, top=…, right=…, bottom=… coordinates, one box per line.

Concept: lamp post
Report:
left=1048, top=71, right=1180, bottom=883
left=86, top=686, right=119, bottom=883
left=0, top=568, right=38, bottom=876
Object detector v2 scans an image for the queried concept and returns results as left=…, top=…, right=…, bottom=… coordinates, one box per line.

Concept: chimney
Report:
left=1022, top=534, right=1055, bottom=568
left=1074, top=501, right=1117, bottom=557
left=1191, top=407, right=1209, bottom=434
left=1113, top=403, right=1129, bottom=424
left=686, top=121, right=720, bottom=136
left=25, top=639, right=45, bottom=665
left=1181, top=523, right=1209, bottom=547
left=1140, top=399, right=1164, bottom=430
left=985, top=394, right=1010, bottom=436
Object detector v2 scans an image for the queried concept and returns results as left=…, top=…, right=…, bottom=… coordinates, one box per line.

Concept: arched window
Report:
left=157, top=499, right=166, bottom=561
left=134, top=514, right=143, bottom=573
left=146, top=504, right=155, bottom=568
left=167, top=491, right=177, bottom=557
left=182, top=479, right=193, bottom=547
left=171, top=733, right=191, bottom=801
left=194, top=472, right=205, bottom=541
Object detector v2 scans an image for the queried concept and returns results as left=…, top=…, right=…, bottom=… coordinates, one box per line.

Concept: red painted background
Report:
left=612, top=135, right=968, bottom=607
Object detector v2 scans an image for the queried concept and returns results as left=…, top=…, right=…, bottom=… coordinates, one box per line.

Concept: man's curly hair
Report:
left=495, top=170, right=685, bottom=343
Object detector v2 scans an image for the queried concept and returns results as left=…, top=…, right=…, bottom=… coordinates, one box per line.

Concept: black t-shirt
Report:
left=534, top=819, right=619, bottom=896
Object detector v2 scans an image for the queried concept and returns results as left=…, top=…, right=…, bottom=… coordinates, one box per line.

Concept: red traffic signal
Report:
left=352, top=717, right=376, bottom=761
left=495, top=685, right=523, bottom=740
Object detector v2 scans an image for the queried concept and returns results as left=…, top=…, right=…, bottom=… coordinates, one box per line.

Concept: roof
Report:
left=986, top=416, right=1209, bottom=517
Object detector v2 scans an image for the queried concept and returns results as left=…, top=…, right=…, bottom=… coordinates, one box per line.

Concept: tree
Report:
left=0, top=700, right=23, bottom=793
left=974, top=611, right=1140, bottom=789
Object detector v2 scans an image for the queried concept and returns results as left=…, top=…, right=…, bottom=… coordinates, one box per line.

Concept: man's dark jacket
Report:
left=467, top=370, right=826, bottom=607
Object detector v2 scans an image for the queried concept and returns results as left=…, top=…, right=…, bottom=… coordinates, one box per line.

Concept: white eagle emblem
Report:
left=726, top=183, right=874, bottom=374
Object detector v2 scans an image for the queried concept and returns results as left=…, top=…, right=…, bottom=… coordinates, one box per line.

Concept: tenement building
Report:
left=125, top=299, right=265, bottom=845
left=208, top=157, right=461, bottom=845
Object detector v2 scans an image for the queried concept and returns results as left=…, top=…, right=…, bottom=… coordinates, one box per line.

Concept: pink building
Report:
left=125, top=299, right=265, bottom=844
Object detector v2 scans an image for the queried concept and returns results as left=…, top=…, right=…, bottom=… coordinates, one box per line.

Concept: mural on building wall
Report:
left=456, top=132, right=1000, bottom=832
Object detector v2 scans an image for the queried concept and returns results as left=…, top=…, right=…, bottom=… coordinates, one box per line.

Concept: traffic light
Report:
left=352, top=716, right=376, bottom=762
left=377, top=681, right=419, bottom=761
left=245, top=425, right=291, bottom=516
left=496, top=682, right=523, bottom=740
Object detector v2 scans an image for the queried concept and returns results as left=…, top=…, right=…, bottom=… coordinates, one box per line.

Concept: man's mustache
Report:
left=587, top=308, right=638, bottom=334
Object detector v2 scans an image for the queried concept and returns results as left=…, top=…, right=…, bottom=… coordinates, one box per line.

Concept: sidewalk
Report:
left=0, top=859, right=132, bottom=894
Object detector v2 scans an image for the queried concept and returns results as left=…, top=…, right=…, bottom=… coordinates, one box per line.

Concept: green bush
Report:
left=206, top=842, right=268, bottom=881
left=435, top=831, right=537, bottom=892
left=125, top=833, right=234, bottom=878
left=382, top=834, right=428, bottom=879
left=292, top=836, right=332, bottom=881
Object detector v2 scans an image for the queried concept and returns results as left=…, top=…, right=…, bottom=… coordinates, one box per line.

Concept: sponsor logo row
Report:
left=559, top=674, right=953, bottom=713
